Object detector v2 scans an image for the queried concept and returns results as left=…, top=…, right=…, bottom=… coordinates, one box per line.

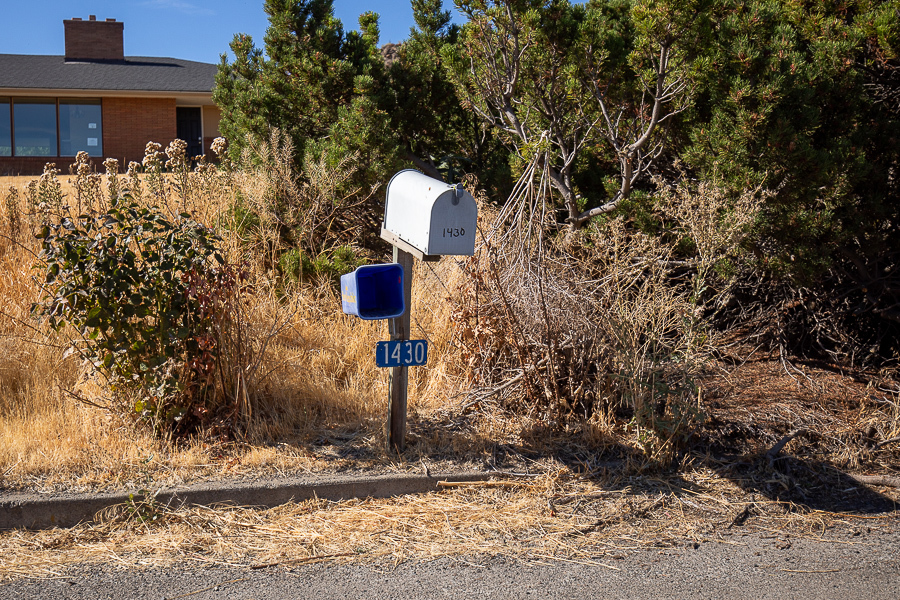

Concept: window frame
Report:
left=2, top=97, right=104, bottom=158
left=0, top=97, right=10, bottom=157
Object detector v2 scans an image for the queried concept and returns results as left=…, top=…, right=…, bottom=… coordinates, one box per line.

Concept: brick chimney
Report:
left=64, top=16, right=124, bottom=62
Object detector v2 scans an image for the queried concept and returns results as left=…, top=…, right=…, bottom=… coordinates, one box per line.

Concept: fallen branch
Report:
left=437, top=480, right=526, bottom=489
left=875, top=436, right=900, bottom=449
left=249, top=552, right=355, bottom=570
left=847, top=474, right=900, bottom=488
left=766, top=429, right=807, bottom=464
left=475, top=354, right=554, bottom=401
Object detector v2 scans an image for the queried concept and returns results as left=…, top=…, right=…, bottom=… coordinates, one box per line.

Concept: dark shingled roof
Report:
left=0, top=54, right=217, bottom=93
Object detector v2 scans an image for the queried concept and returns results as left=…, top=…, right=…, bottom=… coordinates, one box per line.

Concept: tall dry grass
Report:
left=0, top=145, right=469, bottom=492
left=0, top=173, right=158, bottom=489
left=0, top=141, right=777, bottom=490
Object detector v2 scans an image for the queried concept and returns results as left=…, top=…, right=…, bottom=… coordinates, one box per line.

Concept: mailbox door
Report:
left=426, top=189, right=478, bottom=255
left=340, top=263, right=405, bottom=320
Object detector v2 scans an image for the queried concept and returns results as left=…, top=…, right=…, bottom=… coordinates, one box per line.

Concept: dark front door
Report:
left=176, top=107, right=203, bottom=158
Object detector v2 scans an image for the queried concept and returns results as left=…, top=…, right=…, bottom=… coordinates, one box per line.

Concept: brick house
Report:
left=0, top=16, right=221, bottom=175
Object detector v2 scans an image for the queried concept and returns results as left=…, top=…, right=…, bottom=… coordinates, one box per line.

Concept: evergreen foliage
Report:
left=681, top=0, right=900, bottom=281
left=214, top=0, right=503, bottom=193
left=215, top=1, right=396, bottom=189
left=215, top=0, right=900, bottom=356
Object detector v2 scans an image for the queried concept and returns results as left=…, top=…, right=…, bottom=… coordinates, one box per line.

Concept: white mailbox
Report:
left=381, top=169, right=478, bottom=259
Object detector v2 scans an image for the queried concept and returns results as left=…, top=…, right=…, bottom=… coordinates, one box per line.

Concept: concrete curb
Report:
left=0, top=471, right=492, bottom=530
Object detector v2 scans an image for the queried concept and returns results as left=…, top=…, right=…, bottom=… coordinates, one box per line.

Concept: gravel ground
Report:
left=2, top=524, right=897, bottom=599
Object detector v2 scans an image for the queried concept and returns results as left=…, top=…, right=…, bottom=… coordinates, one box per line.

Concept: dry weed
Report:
left=447, top=154, right=768, bottom=462
left=0, top=142, right=895, bottom=516
left=234, top=128, right=378, bottom=274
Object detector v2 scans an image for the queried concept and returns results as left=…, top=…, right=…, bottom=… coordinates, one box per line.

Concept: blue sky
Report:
left=0, top=1, right=459, bottom=64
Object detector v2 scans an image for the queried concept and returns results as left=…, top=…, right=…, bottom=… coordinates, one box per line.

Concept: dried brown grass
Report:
left=1, top=466, right=896, bottom=581
left=447, top=156, right=770, bottom=466
left=0, top=148, right=897, bottom=589
left=0, top=155, right=897, bottom=494
left=0, top=158, right=468, bottom=492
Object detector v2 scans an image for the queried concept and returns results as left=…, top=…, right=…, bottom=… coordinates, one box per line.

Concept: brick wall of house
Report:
left=0, top=157, right=70, bottom=176
left=103, top=97, right=177, bottom=167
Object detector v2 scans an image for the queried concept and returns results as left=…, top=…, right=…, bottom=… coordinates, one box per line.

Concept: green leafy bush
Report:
left=33, top=195, right=249, bottom=435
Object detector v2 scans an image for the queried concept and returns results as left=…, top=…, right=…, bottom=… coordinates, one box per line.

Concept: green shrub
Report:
left=277, top=245, right=364, bottom=286
left=33, top=194, right=249, bottom=435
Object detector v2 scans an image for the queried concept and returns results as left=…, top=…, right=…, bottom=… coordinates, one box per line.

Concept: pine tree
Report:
left=214, top=0, right=401, bottom=189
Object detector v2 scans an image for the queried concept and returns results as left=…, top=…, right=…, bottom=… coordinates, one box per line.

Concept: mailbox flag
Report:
left=340, top=263, right=405, bottom=320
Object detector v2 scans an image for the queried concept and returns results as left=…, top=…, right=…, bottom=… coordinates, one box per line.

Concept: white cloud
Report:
left=140, top=0, right=215, bottom=17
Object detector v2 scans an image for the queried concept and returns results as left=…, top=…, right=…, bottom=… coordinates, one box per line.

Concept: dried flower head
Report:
left=166, top=139, right=188, bottom=161
left=103, top=158, right=119, bottom=176
left=211, top=137, right=227, bottom=158
left=193, top=153, right=211, bottom=173
left=165, top=139, right=189, bottom=170
left=143, top=142, right=165, bottom=170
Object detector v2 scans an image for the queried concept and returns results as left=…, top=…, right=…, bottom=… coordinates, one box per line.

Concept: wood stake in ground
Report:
left=389, top=246, right=414, bottom=453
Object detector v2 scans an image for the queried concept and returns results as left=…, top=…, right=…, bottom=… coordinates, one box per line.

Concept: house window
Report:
left=13, top=98, right=58, bottom=157
left=0, top=99, right=10, bottom=157
left=1, top=98, right=104, bottom=157
left=60, top=99, right=102, bottom=156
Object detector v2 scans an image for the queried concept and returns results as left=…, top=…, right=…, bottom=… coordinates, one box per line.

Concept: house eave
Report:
left=0, top=88, right=215, bottom=105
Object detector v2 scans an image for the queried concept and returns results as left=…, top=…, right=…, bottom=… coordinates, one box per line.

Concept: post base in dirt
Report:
left=388, top=246, right=414, bottom=453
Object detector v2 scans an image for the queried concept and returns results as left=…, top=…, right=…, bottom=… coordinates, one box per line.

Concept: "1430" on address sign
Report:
left=376, top=340, right=428, bottom=367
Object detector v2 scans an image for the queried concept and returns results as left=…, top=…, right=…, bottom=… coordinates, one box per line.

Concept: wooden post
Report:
left=388, top=246, right=414, bottom=452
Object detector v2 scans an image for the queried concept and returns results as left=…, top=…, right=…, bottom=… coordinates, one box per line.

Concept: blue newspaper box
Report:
left=340, top=263, right=405, bottom=320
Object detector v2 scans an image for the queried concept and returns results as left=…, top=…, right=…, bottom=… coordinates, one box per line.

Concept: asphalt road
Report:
left=1, top=525, right=897, bottom=599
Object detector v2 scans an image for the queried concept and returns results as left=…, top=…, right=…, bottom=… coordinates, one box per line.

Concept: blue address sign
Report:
left=376, top=340, right=428, bottom=367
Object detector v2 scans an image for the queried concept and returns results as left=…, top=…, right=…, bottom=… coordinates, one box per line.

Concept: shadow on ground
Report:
left=709, top=452, right=898, bottom=514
